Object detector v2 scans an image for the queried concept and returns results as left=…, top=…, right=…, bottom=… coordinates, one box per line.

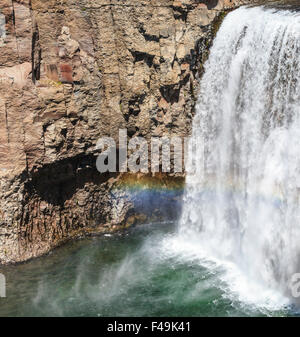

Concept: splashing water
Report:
left=1, top=5, right=300, bottom=318
left=178, top=5, right=300, bottom=309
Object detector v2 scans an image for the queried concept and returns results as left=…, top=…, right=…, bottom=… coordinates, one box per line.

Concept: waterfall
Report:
left=179, top=5, right=300, bottom=307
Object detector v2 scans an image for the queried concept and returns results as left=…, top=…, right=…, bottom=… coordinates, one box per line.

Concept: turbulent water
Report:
left=179, top=5, right=300, bottom=308
left=0, top=5, right=299, bottom=317
left=0, top=222, right=292, bottom=317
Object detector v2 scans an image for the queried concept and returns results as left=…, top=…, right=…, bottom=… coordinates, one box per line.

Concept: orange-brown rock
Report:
left=0, top=0, right=266, bottom=264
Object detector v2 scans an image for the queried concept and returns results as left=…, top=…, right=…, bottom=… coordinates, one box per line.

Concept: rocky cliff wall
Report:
left=0, top=0, right=264, bottom=263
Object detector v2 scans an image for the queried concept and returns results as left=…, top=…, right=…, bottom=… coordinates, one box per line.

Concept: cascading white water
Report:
left=179, top=5, right=300, bottom=307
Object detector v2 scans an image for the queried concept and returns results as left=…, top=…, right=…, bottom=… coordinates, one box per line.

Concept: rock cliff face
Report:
left=0, top=0, right=262, bottom=263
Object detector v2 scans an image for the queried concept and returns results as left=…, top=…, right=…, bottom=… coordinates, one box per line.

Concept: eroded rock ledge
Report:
left=0, top=0, right=263, bottom=264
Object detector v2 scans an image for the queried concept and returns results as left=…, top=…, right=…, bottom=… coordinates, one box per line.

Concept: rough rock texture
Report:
left=0, top=0, right=264, bottom=264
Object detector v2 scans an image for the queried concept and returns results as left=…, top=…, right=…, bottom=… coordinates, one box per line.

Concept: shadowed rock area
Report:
left=0, top=0, right=267, bottom=264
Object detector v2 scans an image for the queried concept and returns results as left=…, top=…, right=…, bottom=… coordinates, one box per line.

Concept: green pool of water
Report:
left=0, top=222, right=295, bottom=317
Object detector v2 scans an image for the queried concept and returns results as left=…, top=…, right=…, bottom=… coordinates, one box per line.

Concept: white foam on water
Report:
left=158, top=233, right=289, bottom=313
left=176, top=5, right=300, bottom=311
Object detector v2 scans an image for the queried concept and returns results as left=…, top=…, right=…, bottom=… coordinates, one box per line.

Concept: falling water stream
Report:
left=0, top=5, right=299, bottom=316
left=179, top=4, right=300, bottom=308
